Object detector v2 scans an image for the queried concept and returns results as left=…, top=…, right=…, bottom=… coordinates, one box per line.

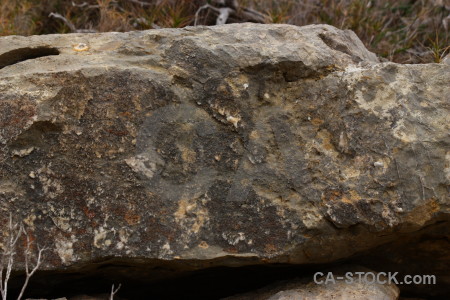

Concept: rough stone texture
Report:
left=442, top=53, right=450, bottom=65
left=0, top=23, right=449, bottom=297
left=224, top=266, right=400, bottom=300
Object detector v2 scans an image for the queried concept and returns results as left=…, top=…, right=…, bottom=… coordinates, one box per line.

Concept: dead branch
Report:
left=16, top=233, right=48, bottom=300
left=195, top=4, right=221, bottom=26
left=1, top=214, right=48, bottom=300
left=0, top=214, right=23, bottom=300
left=110, top=283, right=121, bottom=300
left=216, top=7, right=233, bottom=25
left=238, top=7, right=266, bottom=23
left=49, top=12, right=98, bottom=33
left=194, top=0, right=266, bottom=26
left=71, top=1, right=100, bottom=9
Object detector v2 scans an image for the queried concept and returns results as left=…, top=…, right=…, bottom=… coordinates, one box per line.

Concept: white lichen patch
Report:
left=212, top=105, right=227, bottom=116
left=224, top=74, right=250, bottom=98
left=74, top=127, right=83, bottom=136
left=290, top=200, right=323, bottom=229
left=338, top=131, right=349, bottom=153
left=353, top=87, right=399, bottom=120
left=55, top=235, right=78, bottom=265
left=93, top=226, right=111, bottom=249
left=343, top=64, right=368, bottom=74
left=301, top=210, right=324, bottom=229
left=341, top=63, right=447, bottom=145
left=37, top=165, right=64, bottom=199
left=174, top=196, right=209, bottom=235
left=391, top=119, right=417, bottom=143
left=116, top=241, right=125, bottom=250
left=0, top=180, right=24, bottom=195
left=158, top=241, right=174, bottom=258
left=23, top=214, right=37, bottom=230
left=381, top=206, right=400, bottom=227
left=12, top=147, right=35, bottom=157
left=341, top=64, right=402, bottom=118
left=116, top=228, right=130, bottom=250
left=12, top=83, right=61, bottom=107
left=374, top=161, right=384, bottom=167
left=226, top=115, right=241, bottom=128
left=222, top=232, right=247, bottom=246
left=209, top=102, right=241, bottom=128
left=50, top=215, right=72, bottom=232
left=340, top=166, right=361, bottom=180
left=125, top=154, right=158, bottom=179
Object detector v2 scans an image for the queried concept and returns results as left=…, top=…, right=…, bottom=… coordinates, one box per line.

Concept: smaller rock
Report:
left=223, top=266, right=399, bottom=300
left=442, top=53, right=450, bottom=65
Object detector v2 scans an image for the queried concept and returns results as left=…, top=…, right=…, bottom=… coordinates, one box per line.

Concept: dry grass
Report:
left=0, top=0, right=449, bottom=63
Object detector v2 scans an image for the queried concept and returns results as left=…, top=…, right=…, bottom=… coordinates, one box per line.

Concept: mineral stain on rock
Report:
left=0, top=23, right=449, bottom=299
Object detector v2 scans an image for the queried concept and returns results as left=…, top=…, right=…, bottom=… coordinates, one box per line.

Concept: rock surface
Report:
left=0, top=23, right=449, bottom=298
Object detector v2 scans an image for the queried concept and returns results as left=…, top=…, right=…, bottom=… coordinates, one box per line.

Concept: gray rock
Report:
left=442, top=53, right=450, bottom=65
left=0, top=23, right=449, bottom=297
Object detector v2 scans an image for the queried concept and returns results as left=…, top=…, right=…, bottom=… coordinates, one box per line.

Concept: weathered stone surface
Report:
left=224, top=266, right=400, bottom=300
left=442, top=53, right=450, bottom=65
left=0, top=23, right=449, bottom=297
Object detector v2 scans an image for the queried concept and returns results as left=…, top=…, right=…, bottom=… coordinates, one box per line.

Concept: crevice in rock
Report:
left=242, top=60, right=337, bottom=83
left=6, top=221, right=449, bottom=300
left=0, top=47, right=60, bottom=69
left=318, top=33, right=362, bottom=63
left=10, top=121, right=62, bottom=152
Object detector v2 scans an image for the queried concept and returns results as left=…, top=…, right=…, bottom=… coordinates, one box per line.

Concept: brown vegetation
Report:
left=0, top=0, right=449, bottom=63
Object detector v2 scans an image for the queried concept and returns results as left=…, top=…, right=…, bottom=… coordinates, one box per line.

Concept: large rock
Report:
left=0, top=23, right=449, bottom=297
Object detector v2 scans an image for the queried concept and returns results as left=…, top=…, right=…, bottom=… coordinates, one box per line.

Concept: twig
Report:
left=1, top=214, right=47, bottom=300
left=195, top=1, right=266, bottom=26
left=16, top=233, right=48, bottom=300
left=48, top=12, right=76, bottom=32
left=195, top=4, right=220, bottom=26
left=0, top=214, right=23, bottom=300
left=238, top=7, right=266, bottom=23
left=49, top=12, right=98, bottom=33
left=71, top=1, right=100, bottom=9
left=217, top=7, right=233, bottom=25
left=110, top=283, right=122, bottom=300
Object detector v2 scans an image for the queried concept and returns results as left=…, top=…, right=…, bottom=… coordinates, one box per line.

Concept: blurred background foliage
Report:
left=0, top=0, right=449, bottom=63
